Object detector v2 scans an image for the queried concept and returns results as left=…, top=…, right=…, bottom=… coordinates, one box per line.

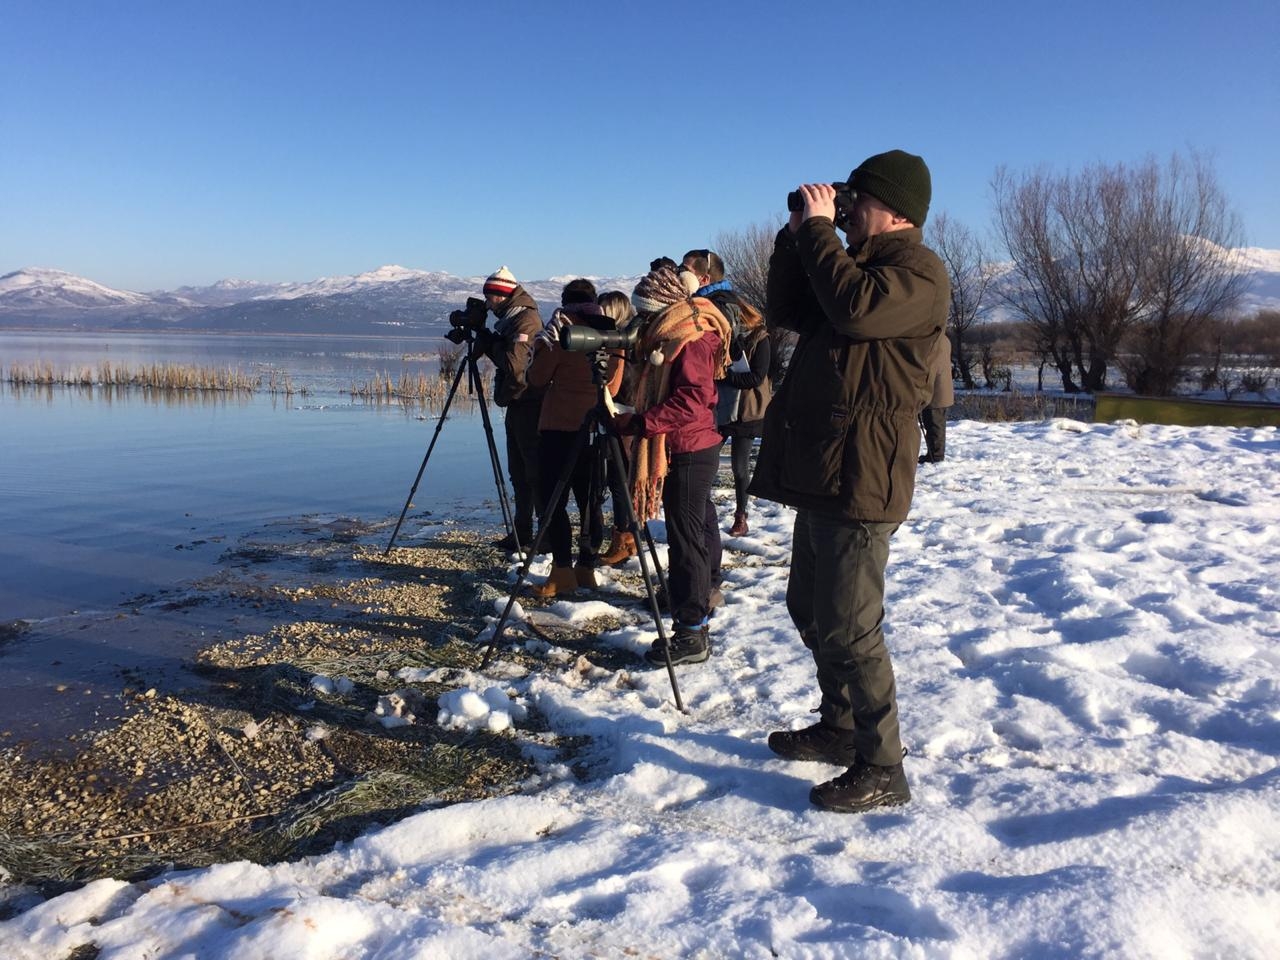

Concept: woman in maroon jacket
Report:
left=614, top=264, right=731, bottom=665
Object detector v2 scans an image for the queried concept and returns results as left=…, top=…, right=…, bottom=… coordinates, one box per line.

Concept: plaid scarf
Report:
left=625, top=297, right=732, bottom=522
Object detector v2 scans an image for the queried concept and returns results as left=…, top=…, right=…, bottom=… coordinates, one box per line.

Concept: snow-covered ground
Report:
left=3, top=419, right=1278, bottom=959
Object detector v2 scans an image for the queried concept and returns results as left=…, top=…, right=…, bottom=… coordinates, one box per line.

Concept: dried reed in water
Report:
left=349, top=370, right=453, bottom=404
left=2, top=360, right=308, bottom=396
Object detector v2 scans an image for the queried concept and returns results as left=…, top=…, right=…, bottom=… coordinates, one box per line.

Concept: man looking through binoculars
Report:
left=753, top=150, right=950, bottom=814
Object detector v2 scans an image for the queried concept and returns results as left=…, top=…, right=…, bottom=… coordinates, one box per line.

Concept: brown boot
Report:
left=599, top=530, right=637, bottom=566
left=528, top=566, right=578, bottom=599
left=574, top=564, right=599, bottom=589
left=728, top=511, right=749, bottom=537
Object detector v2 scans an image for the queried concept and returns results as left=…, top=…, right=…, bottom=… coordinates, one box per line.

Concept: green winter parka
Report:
left=749, top=220, right=949, bottom=522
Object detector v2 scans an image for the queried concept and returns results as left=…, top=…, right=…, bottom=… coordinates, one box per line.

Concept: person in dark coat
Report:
left=752, top=150, right=949, bottom=814
left=479, top=266, right=544, bottom=551
left=919, top=331, right=954, bottom=463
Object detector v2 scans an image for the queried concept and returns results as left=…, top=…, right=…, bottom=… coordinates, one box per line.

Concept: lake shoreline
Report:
left=0, top=515, right=580, bottom=894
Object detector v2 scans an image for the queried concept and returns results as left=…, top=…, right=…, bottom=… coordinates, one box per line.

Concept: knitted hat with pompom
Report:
left=482, top=265, right=518, bottom=297
left=631, top=264, right=697, bottom=315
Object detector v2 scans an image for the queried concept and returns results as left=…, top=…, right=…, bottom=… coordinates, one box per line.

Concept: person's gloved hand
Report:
left=611, top=412, right=640, bottom=436
left=472, top=327, right=496, bottom=355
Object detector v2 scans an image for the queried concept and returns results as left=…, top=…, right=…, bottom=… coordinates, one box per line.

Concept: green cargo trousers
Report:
left=786, top=509, right=903, bottom=767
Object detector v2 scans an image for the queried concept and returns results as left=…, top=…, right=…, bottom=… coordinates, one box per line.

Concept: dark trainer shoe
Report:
left=644, top=623, right=709, bottom=666
left=492, top=531, right=534, bottom=551
left=767, top=721, right=858, bottom=766
left=809, top=759, right=911, bottom=813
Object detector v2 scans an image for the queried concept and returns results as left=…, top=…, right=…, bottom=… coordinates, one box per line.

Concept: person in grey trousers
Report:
left=750, top=150, right=949, bottom=813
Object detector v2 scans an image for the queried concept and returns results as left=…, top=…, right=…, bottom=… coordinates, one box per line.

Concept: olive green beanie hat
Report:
left=848, top=149, right=932, bottom=227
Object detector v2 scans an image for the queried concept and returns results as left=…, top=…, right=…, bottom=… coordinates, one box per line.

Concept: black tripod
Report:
left=384, top=330, right=519, bottom=556
left=479, top=349, right=686, bottom=712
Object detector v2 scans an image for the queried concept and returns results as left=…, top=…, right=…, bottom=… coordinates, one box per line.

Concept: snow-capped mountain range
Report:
left=0, top=266, right=644, bottom=335
left=2, top=249, right=1278, bottom=335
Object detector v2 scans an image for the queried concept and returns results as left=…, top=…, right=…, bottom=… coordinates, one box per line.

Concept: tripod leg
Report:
left=480, top=417, right=594, bottom=668
left=635, top=523, right=672, bottom=610
left=604, top=432, right=684, bottom=713
left=467, top=356, right=520, bottom=550
left=587, top=432, right=607, bottom=557
left=384, top=357, right=469, bottom=555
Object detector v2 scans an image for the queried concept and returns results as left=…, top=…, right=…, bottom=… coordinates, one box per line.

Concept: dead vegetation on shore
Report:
left=0, top=528, right=589, bottom=894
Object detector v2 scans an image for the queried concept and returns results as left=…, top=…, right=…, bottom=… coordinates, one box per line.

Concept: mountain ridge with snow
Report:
left=0, top=265, right=644, bottom=335
left=2, top=249, right=1277, bottom=335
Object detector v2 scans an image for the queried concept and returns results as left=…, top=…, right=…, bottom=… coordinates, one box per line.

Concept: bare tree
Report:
left=993, top=167, right=1084, bottom=391
left=927, top=212, right=993, bottom=388
left=716, top=217, right=797, bottom=382
left=715, top=219, right=778, bottom=310
left=1118, top=153, right=1248, bottom=395
left=994, top=153, right=1247, bottom=395
left=993, top=164, right=1143, bottom=392
left=1060, top=163, right=1146, bottom=391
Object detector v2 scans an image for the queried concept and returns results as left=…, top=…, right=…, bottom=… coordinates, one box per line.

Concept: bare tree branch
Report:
left=715, top=217, right=797, bottom=382
left=927, top=212, right=993, bottom=389
left=992, top=152, right=1246, bottom=395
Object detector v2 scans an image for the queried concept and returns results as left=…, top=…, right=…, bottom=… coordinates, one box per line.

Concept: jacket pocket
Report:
left=781, top=406, right=850, bottom=496
left=844, top=411, right=904, bottom=513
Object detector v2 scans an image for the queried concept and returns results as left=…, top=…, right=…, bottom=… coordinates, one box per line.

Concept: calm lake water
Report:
left=0, top=332, right=502, bottom=742
left=0, top=331, right=504, bottom=618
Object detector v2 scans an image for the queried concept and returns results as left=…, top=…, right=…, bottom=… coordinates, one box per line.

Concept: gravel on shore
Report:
left=0, top=522, right=601, bottom=894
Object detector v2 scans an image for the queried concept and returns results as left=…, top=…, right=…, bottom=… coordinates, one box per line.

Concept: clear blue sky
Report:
left=3, top=0, right=1277, bottom=291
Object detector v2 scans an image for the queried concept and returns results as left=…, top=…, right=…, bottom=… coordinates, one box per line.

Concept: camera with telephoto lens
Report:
left=445, top=296, right=489, bottom=344
left=787, top=181, right=857, bottom=228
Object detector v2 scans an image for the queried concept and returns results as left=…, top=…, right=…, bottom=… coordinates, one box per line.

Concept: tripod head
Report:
left=587, top=347, right=614, bottom=384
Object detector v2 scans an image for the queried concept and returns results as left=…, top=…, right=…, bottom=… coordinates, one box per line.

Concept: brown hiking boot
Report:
left=727, top=511, right=749, bottom=537
left=809, top=759, right=911, bottom=813
left=574, top=563, right=599, bottom=589
left=599, top=530, right=637, bottom=566
left=528, top=566, right=578, bottom=599
left=766, top=721, right=858, bottom=766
